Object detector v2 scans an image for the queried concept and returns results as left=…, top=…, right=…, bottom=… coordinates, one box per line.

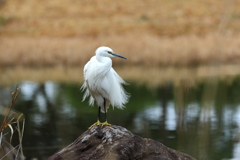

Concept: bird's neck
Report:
left=96, top=55, right=112, bottom=64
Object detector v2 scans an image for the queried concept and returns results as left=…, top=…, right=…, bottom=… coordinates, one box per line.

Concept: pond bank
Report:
left=1, top=64, right=240, bottom=86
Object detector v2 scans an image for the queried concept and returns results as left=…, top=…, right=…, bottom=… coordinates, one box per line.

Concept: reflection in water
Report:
left=1, top=77, right=240, bottom=160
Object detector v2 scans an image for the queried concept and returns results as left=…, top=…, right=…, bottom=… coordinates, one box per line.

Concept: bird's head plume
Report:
left=95, top=46, right=127, bottom=59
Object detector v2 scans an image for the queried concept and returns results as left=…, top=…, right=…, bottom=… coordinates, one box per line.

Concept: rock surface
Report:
left=48, top=125, right=196, bottom=160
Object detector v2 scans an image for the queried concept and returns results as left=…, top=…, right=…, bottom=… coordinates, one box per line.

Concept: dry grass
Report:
left=1, top=33, right=240, bottom=67
left=0, top=0, right=240, bottom=67
left=0, top=86, right=25, bottom=160
left=0, top=0, right=239, bottom=37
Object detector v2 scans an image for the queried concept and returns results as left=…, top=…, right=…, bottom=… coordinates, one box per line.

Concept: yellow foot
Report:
left=88, top=120, right=101, bottom=129
left=100, top=121, right=111, bottom=127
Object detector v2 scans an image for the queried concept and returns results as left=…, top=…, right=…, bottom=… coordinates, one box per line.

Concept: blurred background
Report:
left=1, top=0, right=240, bottom=160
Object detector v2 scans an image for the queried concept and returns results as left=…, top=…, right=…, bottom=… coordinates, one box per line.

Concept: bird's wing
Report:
left=83, top=56, right=97, bottom=78
left=111, top=68, right=128, bottom=84
left=81, top=57, right=96, bottom=105
left=83, top=61, right=90, bottom=79
left=85, top=80, right=95, bottom=105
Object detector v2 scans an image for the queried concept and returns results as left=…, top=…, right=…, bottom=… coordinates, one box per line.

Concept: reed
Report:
left=0, top=86, right=25, bottom=160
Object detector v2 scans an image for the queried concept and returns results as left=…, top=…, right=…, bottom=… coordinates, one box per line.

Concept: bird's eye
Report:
left=107, top=51, right=112, bottom=54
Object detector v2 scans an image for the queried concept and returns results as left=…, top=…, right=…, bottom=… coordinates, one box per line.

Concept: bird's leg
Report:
left=98, top=106, right=101, bottom=122
left=88, top=106, right=101, bottom=129
left=104, top=98, right=107, bottom=122
left=101, top=98, right=111, bottom=126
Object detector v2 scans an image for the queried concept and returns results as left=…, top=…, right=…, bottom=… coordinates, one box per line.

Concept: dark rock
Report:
left=48, top=125, right=196, bottom=160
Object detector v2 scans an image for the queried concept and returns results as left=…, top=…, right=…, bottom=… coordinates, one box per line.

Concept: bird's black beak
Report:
left=112, top=52, right=127, bottom=60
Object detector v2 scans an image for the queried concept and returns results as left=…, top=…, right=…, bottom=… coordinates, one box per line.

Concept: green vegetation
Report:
left=11, top=78, right=240, bottom=159
left=0, top=16, right=9, bottom=26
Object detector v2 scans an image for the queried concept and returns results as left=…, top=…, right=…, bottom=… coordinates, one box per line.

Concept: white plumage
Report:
left=81, top=46, right=130, bottom=119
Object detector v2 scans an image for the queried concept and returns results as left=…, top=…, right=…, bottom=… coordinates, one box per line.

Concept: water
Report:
left=1, top=67, right=240, bottom=160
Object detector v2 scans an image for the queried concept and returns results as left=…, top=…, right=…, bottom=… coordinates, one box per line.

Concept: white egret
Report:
left=81, top=46, right=130, bottom=128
